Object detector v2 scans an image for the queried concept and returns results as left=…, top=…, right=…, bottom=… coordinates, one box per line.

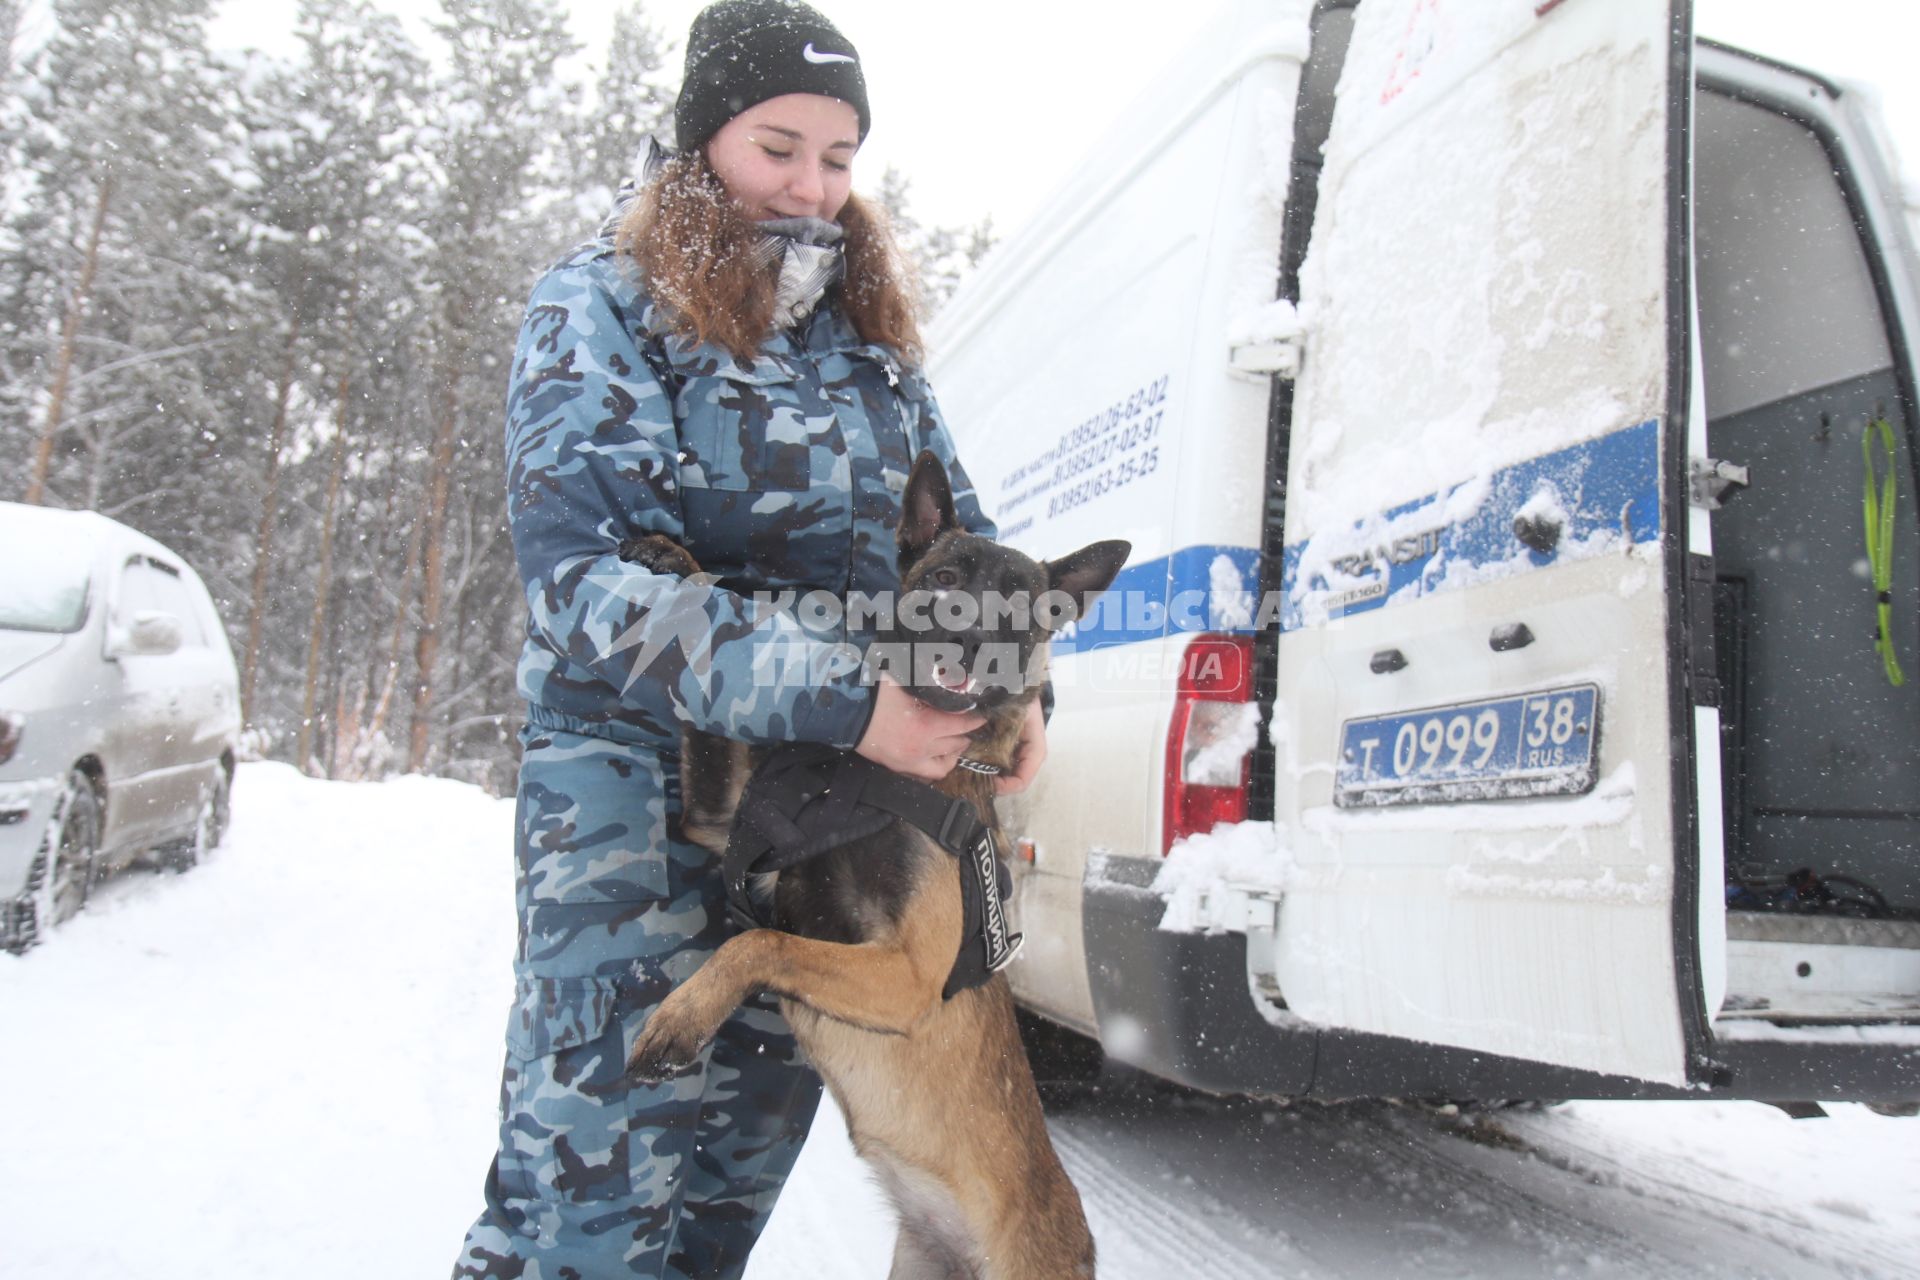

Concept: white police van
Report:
left=929, top=0, right=1920, bottom=1103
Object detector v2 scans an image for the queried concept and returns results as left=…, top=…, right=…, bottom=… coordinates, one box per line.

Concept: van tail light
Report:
left=0, top=712, right=21, bottom=766
left=1162, top=635, right=1256, bottom=855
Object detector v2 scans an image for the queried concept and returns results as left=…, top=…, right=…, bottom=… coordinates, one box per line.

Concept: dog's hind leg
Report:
left=866, top=1145, right=981, bottom=1280
left=889, top=1232, right=974, bottom=1280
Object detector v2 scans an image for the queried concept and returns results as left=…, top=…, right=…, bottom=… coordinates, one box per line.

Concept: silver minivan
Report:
left=0, top=501, right=240, bottom=952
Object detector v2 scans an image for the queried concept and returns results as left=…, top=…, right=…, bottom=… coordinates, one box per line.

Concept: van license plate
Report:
left=1335, top=684, right=1601, bottom=808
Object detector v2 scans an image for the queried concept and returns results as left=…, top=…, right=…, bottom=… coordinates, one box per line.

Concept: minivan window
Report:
left=114, top=556, right=165, bottom=625
left=2, top=551, right=91, bottom=633
left=148, top=563, right=208, bottom=646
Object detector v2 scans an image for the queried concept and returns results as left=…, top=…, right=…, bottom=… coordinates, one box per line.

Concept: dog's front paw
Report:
left=616, top=534, right=702, bottom=579
left=626, top=999, right=717, bottom=1084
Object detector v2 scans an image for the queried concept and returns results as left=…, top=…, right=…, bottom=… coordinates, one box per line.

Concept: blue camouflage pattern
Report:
left=456, top=726, right=824, bottom=1279
left=457, top=207, right=994, bottom=1279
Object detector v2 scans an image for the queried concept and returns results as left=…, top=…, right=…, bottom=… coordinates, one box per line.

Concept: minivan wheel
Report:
left=206, top=770, right=231, bottom=852
left=24, top=772, right=100, bottom=947
left=159, top=774, right=227, bottom=875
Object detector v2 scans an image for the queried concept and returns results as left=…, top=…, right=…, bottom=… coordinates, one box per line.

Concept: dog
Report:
left=621, top=449, right=1128, bottom=1280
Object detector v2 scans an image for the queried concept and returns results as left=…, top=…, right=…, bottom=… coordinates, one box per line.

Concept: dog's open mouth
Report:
left=932, top=656, right=979, bottom=697
left=908, top=651, right=987, bottom=712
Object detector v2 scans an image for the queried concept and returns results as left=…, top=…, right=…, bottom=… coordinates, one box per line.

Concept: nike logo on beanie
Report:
left=675, top=2, right=872, bottom=153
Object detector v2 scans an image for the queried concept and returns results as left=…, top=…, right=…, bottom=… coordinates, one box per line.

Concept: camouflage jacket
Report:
left=505, top=230, right=994, bottom=755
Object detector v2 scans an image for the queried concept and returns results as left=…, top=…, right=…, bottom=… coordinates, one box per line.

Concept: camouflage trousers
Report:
left=455, top=723, right=822, bottom=1279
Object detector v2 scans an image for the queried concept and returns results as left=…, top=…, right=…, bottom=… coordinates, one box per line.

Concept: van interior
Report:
left=1695, top=74, right=1920, bottom=1029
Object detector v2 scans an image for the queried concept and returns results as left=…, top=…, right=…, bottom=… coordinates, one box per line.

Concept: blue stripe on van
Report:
left=1046, top=419, right=1662, bottom=655
left=1279, top=418, right=1663, bottom=631
left=1052, top=543, right=1264, bottom=657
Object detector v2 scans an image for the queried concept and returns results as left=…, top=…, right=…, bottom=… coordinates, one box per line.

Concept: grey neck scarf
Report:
left=605, top=141, right=847, bottom=329
left=753, top=216, right=845, bottom=328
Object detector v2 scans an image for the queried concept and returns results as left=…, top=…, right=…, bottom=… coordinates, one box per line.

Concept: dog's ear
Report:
left=1043, top=540, right=1131, bottom=627
left=898, top=449, right=958, bottom=567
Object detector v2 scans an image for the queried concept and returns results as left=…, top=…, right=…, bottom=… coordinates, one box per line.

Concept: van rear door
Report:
left=1266, top=0, right=1707, bottom=1085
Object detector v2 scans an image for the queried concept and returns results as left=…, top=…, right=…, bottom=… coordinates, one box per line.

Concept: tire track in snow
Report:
left=1047, top=1120, right=1307, bottom=1280
left=1046, top=1087, right=1677, bottom=1279
left=1037, top=1085, right=1911, bottom=1279
left=1367, top=1105, right=1676, bottom=1277
left=1485, top=1107, right=1916, bottom=1279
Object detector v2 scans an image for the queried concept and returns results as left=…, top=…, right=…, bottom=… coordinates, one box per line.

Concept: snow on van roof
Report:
left=931, top=0, right=1312, bottom=352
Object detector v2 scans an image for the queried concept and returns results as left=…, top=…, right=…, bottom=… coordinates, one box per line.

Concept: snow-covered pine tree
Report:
left=227, top=0, right=435, bottom=768
left=7, top=0, right=237, bottom=521
left=0, top=0, right=22, bottom=192
left=873, top=164, right=997, bottom=316
left=406, top=0, right=582, bottom=782
left=579, top=2, right=675, bottom=215
left=0, top=0, right=27, bottom=458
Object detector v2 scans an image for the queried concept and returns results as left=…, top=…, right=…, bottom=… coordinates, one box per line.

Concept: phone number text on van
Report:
left=1047, top=446, right=1161, bottom=517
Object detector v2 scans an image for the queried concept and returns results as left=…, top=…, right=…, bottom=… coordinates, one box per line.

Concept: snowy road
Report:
left=2, top=764, right=1914, bottom=1278
left=757, top=1071, right=1918, bottom=1279
left=1045, top=1087, right=1914, bottom=1279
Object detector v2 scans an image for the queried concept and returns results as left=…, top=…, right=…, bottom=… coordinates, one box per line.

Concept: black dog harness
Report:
left=721, top=743, right=1023, bottom=999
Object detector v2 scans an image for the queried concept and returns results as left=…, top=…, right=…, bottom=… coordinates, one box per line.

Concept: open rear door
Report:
left=1268, top=0, right=1705, bottom=1084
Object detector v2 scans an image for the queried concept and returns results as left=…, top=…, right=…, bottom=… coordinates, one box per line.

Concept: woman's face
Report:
left=705, top=93, right=860, bottom=223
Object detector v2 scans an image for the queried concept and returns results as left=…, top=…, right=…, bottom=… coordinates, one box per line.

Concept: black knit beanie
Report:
left=673, top=0, right=871, bottom=155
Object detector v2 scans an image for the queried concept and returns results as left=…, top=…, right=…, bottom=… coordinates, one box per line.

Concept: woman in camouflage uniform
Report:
left=454, top=2, right=1042, bottom=1276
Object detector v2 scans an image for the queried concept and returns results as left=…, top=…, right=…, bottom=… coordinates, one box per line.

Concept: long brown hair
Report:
left=617, top=149, right=924, bottom=364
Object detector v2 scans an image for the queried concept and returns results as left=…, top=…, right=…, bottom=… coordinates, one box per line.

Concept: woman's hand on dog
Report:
left=857, top=677, right=986, bottom=780
left=993, top=698, right=1047, bottom=796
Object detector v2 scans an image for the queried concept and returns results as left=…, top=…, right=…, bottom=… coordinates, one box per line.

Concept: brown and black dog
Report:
left=622, top=450, right=1128, bottom=1280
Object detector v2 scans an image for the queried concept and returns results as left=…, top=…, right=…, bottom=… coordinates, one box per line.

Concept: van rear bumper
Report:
left=1080, top=855, right=1317, bottom=1096
left=1079, top=855, right=1920, bottom=1104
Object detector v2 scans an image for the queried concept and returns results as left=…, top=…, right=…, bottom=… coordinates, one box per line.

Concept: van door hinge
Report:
left=1688, top=456, right=1750, bottom=509
left=1693, top=1051, right=1734, bottom=1090
left=1685, top=553, right=1722, bottom=708
left=1229, top=337, right=1303, bottom=380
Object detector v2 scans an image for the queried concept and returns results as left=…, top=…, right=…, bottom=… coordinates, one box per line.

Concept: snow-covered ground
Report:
left=2, top=763, right=1915, bottom=1278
